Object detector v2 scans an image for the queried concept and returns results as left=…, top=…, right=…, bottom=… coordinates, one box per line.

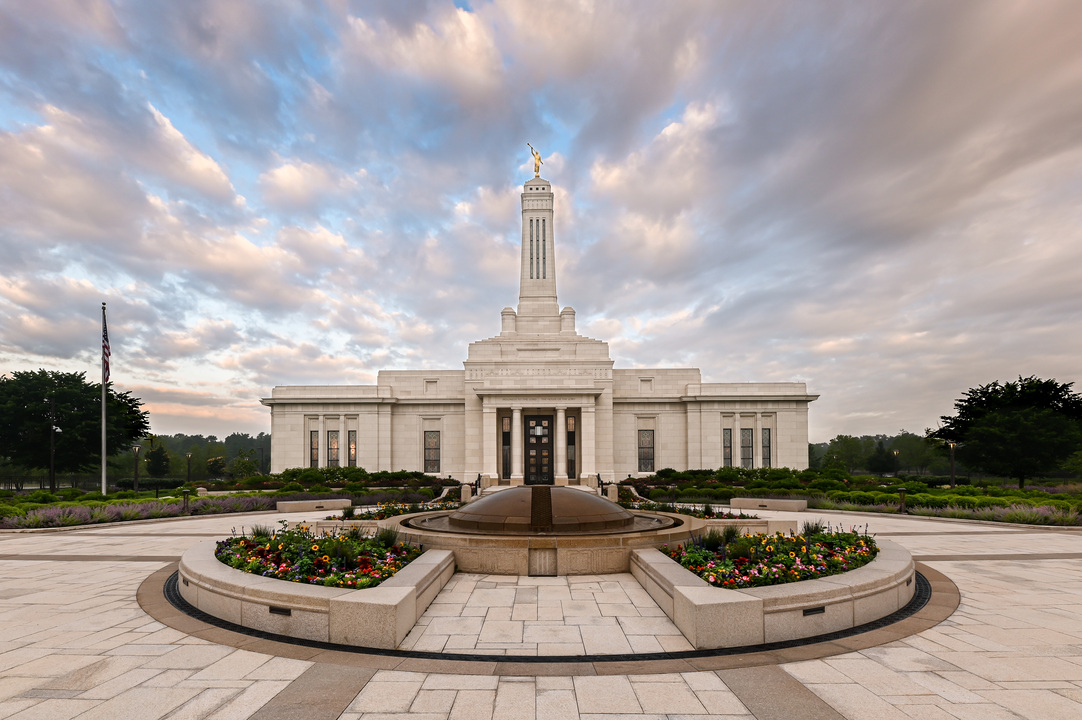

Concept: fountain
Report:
left=388, top=485, right=701, bottom=576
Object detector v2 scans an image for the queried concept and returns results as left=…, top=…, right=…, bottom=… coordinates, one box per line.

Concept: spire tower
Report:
left=516, top=176, right=560, bottom=333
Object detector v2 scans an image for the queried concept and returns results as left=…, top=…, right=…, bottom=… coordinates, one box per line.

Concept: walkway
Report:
left=1, top=509, right=1081, bottom=719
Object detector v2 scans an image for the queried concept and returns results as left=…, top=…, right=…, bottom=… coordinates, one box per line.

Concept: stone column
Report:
left=317, top=415, right=326, bottom=468
left=733, top=414, right=742, bottom=469
left=555, top=406, right=568, bottom=484
left=581, top=404, right=596, bottom=484
left=377, top=405, right=392, bottom=472
left=511, top=406, right=523, bottom=483
left=754, top=413, right=763, bottom=469
left=482, top=404, right=498, bottom=479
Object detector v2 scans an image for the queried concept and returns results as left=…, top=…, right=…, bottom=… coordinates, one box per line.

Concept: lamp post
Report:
left=132, top=445, right=141, bottom=492
left=257, top=447, right=265, bottom=475
left=949, top=442, right=956, bottom=488
left=47, top=396, right=61, bottom=493
left=186, top=452, right=192, bottom=485
left=893, top=449, right=899, bottom=477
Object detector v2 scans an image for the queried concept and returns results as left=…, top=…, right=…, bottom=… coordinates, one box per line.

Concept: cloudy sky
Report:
left=2, top=0, right=1080, bottom=443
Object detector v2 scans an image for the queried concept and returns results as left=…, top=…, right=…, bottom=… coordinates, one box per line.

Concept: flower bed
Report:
left=664, top=529, right=878, bottom=589
left=214, top=522, right=422, bottom=589
left=620, top=500, right=757, bottom=520
left=323, top=499, right=463, bottom=521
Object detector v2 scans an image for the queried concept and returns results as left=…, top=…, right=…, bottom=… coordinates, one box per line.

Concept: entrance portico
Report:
left=476, top=393, right=601, bottom=486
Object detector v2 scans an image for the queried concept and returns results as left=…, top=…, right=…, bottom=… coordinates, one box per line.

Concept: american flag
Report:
left=102, top=304, right=110, bottom=383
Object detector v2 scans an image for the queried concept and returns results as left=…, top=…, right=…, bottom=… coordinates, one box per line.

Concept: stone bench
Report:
left=630, top=539, right=914, bottom=649
left=178, top=542, right=454, bottom=649
left=730, top=497, right=808, bottom=512
left=276, top=499, right=352, bottom=513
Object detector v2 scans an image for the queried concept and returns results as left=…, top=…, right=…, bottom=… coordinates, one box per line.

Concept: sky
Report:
left=1, top=0, right=1081, bottom=444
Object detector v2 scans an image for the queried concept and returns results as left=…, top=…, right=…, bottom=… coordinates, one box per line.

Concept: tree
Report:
left=225, top=451, right=259, bottom=480
left=826, top=435, right=865, bottom=472
left=0, top=370, right=150, bottom=491
left=1064, top=451, right=1082, bottom=479
left=929, top=376, right=1082, bottom=488
left=891, top=431, right=936, bottom=474
left=144, top=437, right=171, bottom=478
left=865, top=440, right=894, bottom=476
left=206, top=456, right=227, bottom=478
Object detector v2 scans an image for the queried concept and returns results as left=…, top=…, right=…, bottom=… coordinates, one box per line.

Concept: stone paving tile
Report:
left=12, top=508, right=1082, bottom=719
left=573, top=676, right=642, bottom=714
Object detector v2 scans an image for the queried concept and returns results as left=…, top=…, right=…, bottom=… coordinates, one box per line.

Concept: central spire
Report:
left=516, top=175, right=560, bottom=333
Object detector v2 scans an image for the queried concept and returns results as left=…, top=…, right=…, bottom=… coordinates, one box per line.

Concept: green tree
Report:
left=0, top=370, right=149, bottom=491
left=891, top=431, right=935, bottom=474
left=225, top=451, right=259, bottom=480
left=144, top=437, right=171, bottom=478
left=1064, top=450, right=1082, bottom=479
left=206, top=456, right=226, bottom=478
left=865, top=440, right=894, bottom=476
left=929, top=376, right=1082, bottom=488
left=826, top=435, right=864, bottom=472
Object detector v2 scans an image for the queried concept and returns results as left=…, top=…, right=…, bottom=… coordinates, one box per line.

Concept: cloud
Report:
left=258, top=158, right=363, bottom=214
left=1, top=0, right=1080, bottom=446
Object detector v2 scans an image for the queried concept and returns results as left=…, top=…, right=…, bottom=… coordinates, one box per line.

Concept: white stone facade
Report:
left=262, top=175, right=817, bottom=484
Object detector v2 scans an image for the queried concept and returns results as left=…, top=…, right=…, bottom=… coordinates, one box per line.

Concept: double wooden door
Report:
left=524, top=414, right=554, bottom=485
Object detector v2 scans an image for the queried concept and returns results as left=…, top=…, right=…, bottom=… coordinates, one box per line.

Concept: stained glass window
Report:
left=740, top=428, right=754, bottom=469
left=638, top=429, right=654, bottom=473
left=424, top=430, right=440, bottom=474
left=327, top=430, right=339, bottom=467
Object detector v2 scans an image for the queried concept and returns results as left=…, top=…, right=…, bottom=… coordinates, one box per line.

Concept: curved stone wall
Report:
left=630, top=538, right=915, bottom=649
left=177, top=541, right=454, bottom=649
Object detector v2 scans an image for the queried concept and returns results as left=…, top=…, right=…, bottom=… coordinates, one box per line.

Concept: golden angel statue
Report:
left=527, top=142, right=543, bottom=176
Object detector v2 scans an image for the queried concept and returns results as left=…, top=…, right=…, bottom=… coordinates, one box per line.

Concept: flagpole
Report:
left=101, top=302, right=108, bottom=495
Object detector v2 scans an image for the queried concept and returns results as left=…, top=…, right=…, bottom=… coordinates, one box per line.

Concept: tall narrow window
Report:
left=566, top=416, right=576, bottom=479
left=424, top=430, right=440, bottom=474
left=542, top=219, right=546, bottom=278
left=740, top=428, right=754, bottom=469
left=348, top=430, right=357, bottom=467
left=327, top=430, right=339, bottom=467
left=529, top=219, right=535, bottom=279
left=309, top=430, right=318, bottom=468
left=501, top=417, right=511, bottom=479
left=762, top=428, right=772, bottom=469
left=638, top=429, right=655, bottom=473
left=723, top=428, right=732, bottom=468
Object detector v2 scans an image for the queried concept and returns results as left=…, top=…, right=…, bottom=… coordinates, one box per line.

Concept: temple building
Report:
left=262, top=169, right=817, bottom=485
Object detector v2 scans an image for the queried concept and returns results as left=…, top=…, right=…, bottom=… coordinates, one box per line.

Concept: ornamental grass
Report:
left=664, top=527, right=878, bottom=589
left=214, top=521, right=422, bottom=589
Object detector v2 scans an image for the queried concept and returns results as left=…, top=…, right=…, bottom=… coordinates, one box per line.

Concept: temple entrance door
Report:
left=524, top=415, right=554, bottom=485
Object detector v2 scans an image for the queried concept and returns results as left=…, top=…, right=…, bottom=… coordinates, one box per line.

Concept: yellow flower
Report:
left=278, top=544, right=283, bottom=550
left=766, top=546, right=774, bottom=552
left=322, top=555, right=330, bottom=562
left=311, top=544, right=319, bottom=552
left=789, top=552, right=796, bottom=558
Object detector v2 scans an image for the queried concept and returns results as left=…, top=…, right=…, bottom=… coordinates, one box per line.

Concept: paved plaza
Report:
left=2, top=509, right=1082, bottom=719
